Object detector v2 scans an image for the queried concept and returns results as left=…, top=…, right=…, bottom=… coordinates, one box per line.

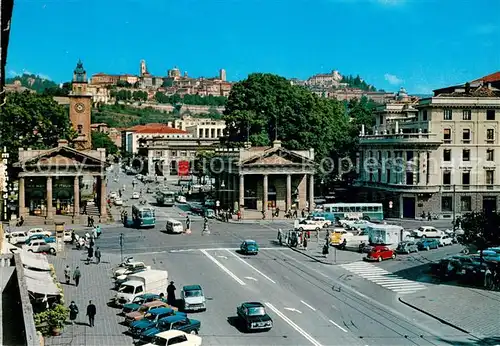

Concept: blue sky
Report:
left=6, top=0, right=500, bottom=93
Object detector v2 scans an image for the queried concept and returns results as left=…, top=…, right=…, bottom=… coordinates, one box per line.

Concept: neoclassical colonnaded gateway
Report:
left=214, top=141, right=316, bottom=218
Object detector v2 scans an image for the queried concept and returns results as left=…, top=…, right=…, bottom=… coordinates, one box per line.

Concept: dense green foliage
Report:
left=42, top=82, right=72, bottom=96
left=460, top=212, right=500, bottom=256
left=91, top=131, right=119, bottom=156
left=340, top=75, right=376, bottom=91
left=6, top=73, right=59, bottom=93
left=154, top=92, right=227, bottom=107
left=110, top=89, right=148, bottom=101
left=0, top=91, right=75, bottom=163
left=91, top=104, right=176, bottom=128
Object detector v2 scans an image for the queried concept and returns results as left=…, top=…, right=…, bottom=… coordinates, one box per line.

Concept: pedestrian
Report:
left=87, top=216, right=91, bottom=227
left=186, top=216, right=191, bottom=231
left=303, top=236, right=308, bottom=251
left=95, top=247, right=101, bottom=264
left=64, top=265, right=71, bottom=284
left=73, top=266, right=81, bottom=286
left=237, top=210, right=241, bottom=221
left=87, top=246, right=94, bottom=264
left=86, top=300, right=96, bottom=327
left=301, top=209, right=305, bottom=218
left=167, top=281, right=176, bottom=306
left=69, top=301, right=79, bottom=325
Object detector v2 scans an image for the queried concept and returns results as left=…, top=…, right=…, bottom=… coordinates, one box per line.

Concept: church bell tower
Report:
left=69, top=60, right=93, bottom=150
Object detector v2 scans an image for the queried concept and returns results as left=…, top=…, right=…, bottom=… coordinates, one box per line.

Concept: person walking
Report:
left=303, top=236, right=308, bottom=251
left=64, top=265, right=71, bottom=284
left=167, top=281, right=176, bottom=306
left=87, top=246, right=94, bottom=265
left=69, top=301, right=79, bottom=325
left=73, top=266, right=81, bottom=287
left=95, top=247, right=101, bottom=264
left=86, top=300, right=96, bottom=327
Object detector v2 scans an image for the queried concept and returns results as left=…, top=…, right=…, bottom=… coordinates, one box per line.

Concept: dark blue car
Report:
left=417, top=239, right=439, bottom=251
left=128, top=307, right=185, bottom=338
left=139, top=315, right=201, bottom=342
left=25, top=234, right=56, bottom=244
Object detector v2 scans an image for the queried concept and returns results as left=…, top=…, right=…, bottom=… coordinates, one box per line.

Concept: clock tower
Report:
left=69, top=60, right=93, bottom=150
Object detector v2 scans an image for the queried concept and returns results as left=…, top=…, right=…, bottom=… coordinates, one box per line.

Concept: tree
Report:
left=460, top=212, right=500, bottom=258
left=91, top=131, right=118, bottom=156
left=0, top=91, right=75, bottom=163
left=193, top=151, right=215, bottom=184
left=6, top=73, right=59, bottom=93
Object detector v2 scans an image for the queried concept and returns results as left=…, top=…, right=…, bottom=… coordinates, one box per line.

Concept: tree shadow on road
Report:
left=437, top=336, right=500, bottom=345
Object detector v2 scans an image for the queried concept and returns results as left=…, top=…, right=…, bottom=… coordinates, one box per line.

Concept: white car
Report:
left=143, top=330, right=202, bottom=346
left=181, top=285, right=206, bottom=312
left=114, top=198, right=123, bottom=206
left=27, top=228, right=52, bottom=237
left=412, top=226, right=442, bottom=238
left=294, top=219, right=321, bottom=232
left=109, top=191, right=118, bottom=199
left=438, top=235, right=453, bottom=246
left=131, top=192, right=140, bottom=199
left=63, top=230, right=73, bottom=243
left=6, top=231, right=29, bottom=244
left=177, top=195, right=187, bottom=204
left=23, top=240, right=56, bottom=255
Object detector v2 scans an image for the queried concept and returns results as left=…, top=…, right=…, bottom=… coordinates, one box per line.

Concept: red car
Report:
left=365, top=245, right=396, bottom=262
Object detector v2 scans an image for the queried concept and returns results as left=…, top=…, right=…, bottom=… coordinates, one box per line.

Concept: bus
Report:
left=312, top=203, right=384, bottom=222
left=155, top=191, right=175, bottom=207
left=132, top=205, right=156, bottom=228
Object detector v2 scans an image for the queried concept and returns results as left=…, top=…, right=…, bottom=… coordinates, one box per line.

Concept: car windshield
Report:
left=159, top=321, right=172, bottom=330
left=152, top=337, right=168, bottom=346
left=185, top=290, right=202, bottom=297
left=132, top=297, right=145, bottom=304
left=144, top=313, right=155, bottom=320
left=248, top=307, right=265, bottom=316
left=119, top=285, right=135, bottom=294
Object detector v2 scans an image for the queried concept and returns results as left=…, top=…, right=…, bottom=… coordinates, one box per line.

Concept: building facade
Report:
left=356, top=74, right=500, bottom=219
left=121, top=123, right=193, bottom=154
left=173, top=116, right=226, bottom=139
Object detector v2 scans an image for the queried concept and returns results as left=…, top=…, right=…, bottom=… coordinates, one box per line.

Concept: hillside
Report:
left=6, top=73, right=59, bottom=93
left=340, top=74, right=376, bottom=91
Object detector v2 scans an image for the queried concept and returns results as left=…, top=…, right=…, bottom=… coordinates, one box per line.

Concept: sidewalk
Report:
left=399, top=284, right=500, bottom=338
left=45, top=244, right=130, bottom=345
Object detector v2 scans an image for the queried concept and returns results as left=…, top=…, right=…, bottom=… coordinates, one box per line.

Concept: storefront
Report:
left=25, top=178, right=47, bottom=216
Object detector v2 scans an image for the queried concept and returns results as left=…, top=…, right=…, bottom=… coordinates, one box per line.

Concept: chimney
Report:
left=272, top=140, right=282, bottom=148
left=58, top=139, right=69, bottom=147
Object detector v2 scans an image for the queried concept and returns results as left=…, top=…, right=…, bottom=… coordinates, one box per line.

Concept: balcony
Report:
left=359, top=133, right=442, bottom=148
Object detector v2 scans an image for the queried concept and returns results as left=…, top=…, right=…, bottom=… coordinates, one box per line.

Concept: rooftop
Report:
left=128, top=124, right=189, bottom=134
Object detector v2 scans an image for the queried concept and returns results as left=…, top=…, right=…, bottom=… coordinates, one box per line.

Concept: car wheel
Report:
left=425, top=246, right=430, bottom=251
left=391, top=253, right=396, bottom=259
left=421, top=235, right=426, bottom=239
left=377, top=257, right=382, bottom=262
left=27, top=249, right=33, bottom=252
left=299, top=228, right=304, bottom=232
left=49, top=248, right=56, bottom=255
left=190, top=329, right=198, bottom=335
left=315, top=227, right=320, bottom=232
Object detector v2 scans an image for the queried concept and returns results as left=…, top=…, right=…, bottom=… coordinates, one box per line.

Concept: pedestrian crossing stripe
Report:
left=340, top=261, right=427, bottom=295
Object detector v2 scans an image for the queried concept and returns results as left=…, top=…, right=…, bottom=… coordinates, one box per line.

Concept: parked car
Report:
left=181, top=285, right=206, bottom=312
left=22, top=240, right=56, bottom=255
left=132, top=192, right=140, bottom=199
left=109, top=191, right=118, bottom=199
left=417, top=239, right=440, bottom=251
left=27, top=228, right=52, bottom=237
left=294, top=219, right=321, bottom=232
left=344, top=219, right=373, bottom=231
left=365, top=245, right=396, bottom=262
left=395, top=241, right=419, bottom=254
left=124, top=301, right=170, bottom=325
left=63, top=230, right=73, bottom=243
left=177, top=195, right=187, bottom=204
left=114, top=197, right=124, bottom=206
left=139, top=315, right=201, bottom=343
left=412, top=226, right=442, bottom=238
left=122, top=293, right=164, bottom=315
left=128, top=307, right=185, bottom=338
left=25, top=234, right=56, bottom=245
left=240, top=240, right=259, bottom=255
left=114, top=264, right=151, bottom=288
left=438, top=235, right=453, bottom=247
left=6, top=231, right=28, bottom=244
left=236, top=302, right=273, bottom=332
left=113, top=261, right=149, bottom=278
left=143, top=330, right=202, bottom=346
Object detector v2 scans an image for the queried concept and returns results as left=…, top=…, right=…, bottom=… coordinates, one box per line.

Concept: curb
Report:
left=398, top=297, right=470, bottom=334
left=288, top=245, right=333, bottom=265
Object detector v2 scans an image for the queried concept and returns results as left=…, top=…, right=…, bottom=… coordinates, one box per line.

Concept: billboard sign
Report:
left=178, top=161, right=190, bottom=176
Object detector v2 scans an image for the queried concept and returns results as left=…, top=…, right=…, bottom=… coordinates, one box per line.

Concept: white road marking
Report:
left=279, top=250, right=329, bottom=278
left=331, top=304, right=339, bottom=311
left=285, top=307, right=303, bottom=314
left=200, top=249, right=246, bottom=286
left=300, top=300, right=316, bottom=311
left=329, top=319, right=348, bottom=333
left=225, top=249, right=277, bottom=284
left=244, top=276, right=258, bottom=281
left=217, top=255, right=228, bottom=259
left=266, top=303, right=322, bottom=346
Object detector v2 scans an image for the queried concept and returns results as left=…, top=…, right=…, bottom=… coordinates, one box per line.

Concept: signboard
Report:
left=178, top=161, right=190, bottom=176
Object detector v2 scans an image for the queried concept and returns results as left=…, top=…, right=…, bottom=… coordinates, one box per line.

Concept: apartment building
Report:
left=174, top=115, right=226, bottom=139
left=121, top=123, right=193, bottom=154
left=356, top=72, right=500, bottom=220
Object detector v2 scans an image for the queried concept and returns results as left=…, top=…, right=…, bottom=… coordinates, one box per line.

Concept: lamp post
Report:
left=1, top=148, right=9, bottom=222
left=119, top=233, right=124, bottom=262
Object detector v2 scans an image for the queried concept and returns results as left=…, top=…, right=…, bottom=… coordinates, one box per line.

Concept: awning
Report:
left=23, top=269, right=60, bottom=296
left=19, top=250, right=50, bottom=271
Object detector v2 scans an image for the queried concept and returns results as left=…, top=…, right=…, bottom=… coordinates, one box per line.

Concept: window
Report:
left=443, top=128, right=452, bottom=142
left=441, top=197, right=453, bottom=212
left=77, top=124, right=83, bottom=134
left=462, top=171, right=470, bottom=185
left=379, top=115, right=384, bottom=124
left=443, top=109, right=453, bottom=120
left=462, top=110, right=471, bottom=120
left=462, top=129, right=471, bottom=141
left=486, top=129, right=495, bottom=142
left=422, top=110, right=428, bottom=121
left=386, top=169, right=391, bottom=183
left=486, top=170, right=495, bottom=185
left=486, top=109, right=496, bottom=121
left=442, top=171, right=451, bottom=185
left=461, top=196, right=472, bottom=212
left=487, top=149, right=494, bottom=161
left=443, top=149, right=451, bottom=161
left=462, top=149, right=470, bottom=161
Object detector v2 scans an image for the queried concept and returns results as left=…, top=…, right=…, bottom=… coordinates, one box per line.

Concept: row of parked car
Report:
left=5, top=227, right=74, bottom=254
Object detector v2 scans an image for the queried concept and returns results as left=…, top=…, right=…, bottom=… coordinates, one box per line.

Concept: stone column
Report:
left=239, top=174, right=245, bottom=216
left=46, top=176, right=53, bottom=219
left=298, top=174, right=307, bottom=210
left=100, top=176, right=107, bottom=221
left=73, top=176, right=80, bottom=216
left=263, top=174, right=268, bottom=213
left=232, top=175, right=237, bottom=211
left=286, top=174, right=292, bottom=211
left=19, top=177, right=26, bottom=217
left=309, top=175, right=314, bottom=212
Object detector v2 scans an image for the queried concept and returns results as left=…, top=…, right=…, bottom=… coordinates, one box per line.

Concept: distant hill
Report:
left=6, top=73, right=58, bottom=93
left=340, top=74, right=377, bottom=92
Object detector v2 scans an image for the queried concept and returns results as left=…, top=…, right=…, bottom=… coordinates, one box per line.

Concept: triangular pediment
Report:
left=15, top=146, right=107, bottom=168
left=241, top=147, right=314, bottom=166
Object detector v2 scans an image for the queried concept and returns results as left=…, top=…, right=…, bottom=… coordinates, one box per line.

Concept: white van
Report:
left=165, top=219, right=184, bottom=234
left=6, top=231, right=28, bottom=244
